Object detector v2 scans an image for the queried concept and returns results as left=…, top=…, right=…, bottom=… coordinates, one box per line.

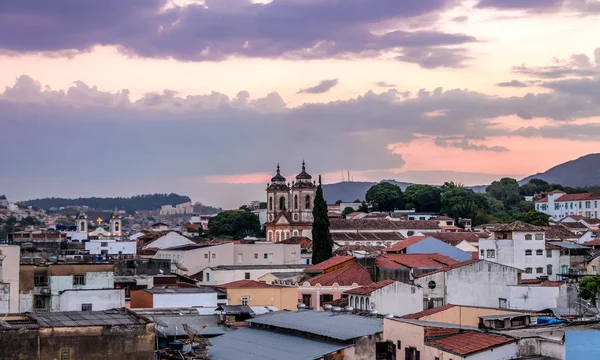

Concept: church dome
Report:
left=268, top=164, right=289, bottom=190
left=295, top=161, right=312, bottom=181
left=270, top=164, right=286, bottom=183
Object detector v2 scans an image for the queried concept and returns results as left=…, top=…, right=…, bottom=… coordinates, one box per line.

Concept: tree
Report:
left=403, top=184, right=442, bottom=212
left=208, top=210, right=261, bottom=239
left=486, top=177, right=523, bottom=212
left=357, top=202, right=369, bottom=213
left=365, top=182, right=404, bottom=212
left=341, top=207, right=355, bottom=218
left=580, top=275, right=600, bottom=305
left=441, top=187, right=492, bottom=226
left=515, top=210, right=549, bottom=226
left=312, top=176, right=333, bottom=264
left=335, top=200, right=343, bottom=205
left=259, top=202, right=267, bottom=209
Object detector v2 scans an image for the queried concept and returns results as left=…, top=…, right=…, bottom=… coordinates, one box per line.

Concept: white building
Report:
left=415, top=260, right=521, bottom=310
left=143, top=231, right=195, bottom=249
left=0, top=245, right=20, bottom=313
left=201, top=264, right=307, bottom=286
left=160, top=202, right=194, bottom=216
left=85, top=239, right=137, bottom=256
left=478, top=221, right=564, bottom=281
left=59, top=289, right=125, bottom=311
left=507, top=281, right=572, bottom=310
left=345, top=280, right=423, bottom=317
left=535, top=190, right=600, bottom=220
left=329, top=219, right=441, bottom=247
left=47, top=271, right=120, bottom=311
left=132, top=288, right=218, bottom=308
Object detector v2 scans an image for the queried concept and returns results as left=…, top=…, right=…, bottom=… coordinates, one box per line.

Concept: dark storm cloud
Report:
left=297, top=79, right=339, bottom=94
left=0, top=0, right=476, bottom=67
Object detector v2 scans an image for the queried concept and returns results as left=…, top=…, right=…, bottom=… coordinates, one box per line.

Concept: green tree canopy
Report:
left=486, top=177, right=523, bottom=212
left=404, top=184, right=442, bottom=212
left=341, top=207, right=355, bottom=218
left=312, top=176, right=333, bottom=264
left=208, top=210, right=261, bottom=239
left=514, top=210, right=549, bottom=226
left=259, top=202, right=267, bottom=209
left=365, top=182, right=404, bottom=212
left=580, top=275, right=600, bottom=305
left=441, top=187, right=492, bottom=226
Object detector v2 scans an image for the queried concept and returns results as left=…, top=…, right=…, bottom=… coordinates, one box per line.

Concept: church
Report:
left=265, top=161, right=316, bottom=242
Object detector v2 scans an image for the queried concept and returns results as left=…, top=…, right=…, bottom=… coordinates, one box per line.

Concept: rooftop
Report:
left=414, top=259, right=482, bottom=278
left=329, top=219, right=440, bottom=231
left=545, top=225, right=579, bottom=240
left=426, top=331, right=516, bottom=356
left=375, top=253, right=458, bottom=269
left=145, top=287, right=216, bottom=294
left=307, top=262, right=372, bottom=286
left=331, top=231, right=405, bottom=241
left=492, top=221, right=547, bottom=232
left=344, top=280, right=395, bottom=295
left=422, top=231, right=481, bottom=244
left=401, top=304, right=456, bottom=319
left=216, top=280, right=278, bottom=289
left=391, top=317, right=479, bottom=330
left=248, top=310, right=383, bottom=341
left=547, top=241, right=590, bottom=250
left=385, top=235, right=428, bottom=252
left=304, top=256, right=354, bottom=273
left=30, top=309, right=144, bottom=328
left=210, top=264, right=307, bottom=271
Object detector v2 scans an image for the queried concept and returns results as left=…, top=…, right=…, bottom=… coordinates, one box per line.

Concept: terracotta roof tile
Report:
left=344, top=280, right=395, bottom=295
left=401, top=304, right=456, bottom=319
left=545, top=225, right=578, bottom=240
left=385, top=236, right=428, bottom=252
left=307, top=262, right=372, bottom=286
left=278, top=236, right=312, bottom=248
left=492, top=221, right=546, bottom=232
left=216, top=280, right=275, bottom=289
left=434, top=216, right=454, bottom=221
left=415, top=259, right=481, bottom=278
left=422, top=232, right=481, bottom=244
left=560, top=222, right=588, bottom=229
left=331, top=232, right=405, bottom=241
left=329, top=219, right=440, bottom=231
left=332, top=245, right=384, bottom=256
left=375, top=254, right=458, bottom=269
left=583, top=239, right=600, bottom=246
left=426, top=331, right=516, bottom=356
left=554, top=193, right=594, bottom=202
left=322, top=297, right=349, bottom=308
left=304, top=255, right=355, bottom=273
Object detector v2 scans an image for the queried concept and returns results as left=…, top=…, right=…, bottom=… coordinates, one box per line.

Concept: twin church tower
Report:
left=265, top=161, right=316, bottom=242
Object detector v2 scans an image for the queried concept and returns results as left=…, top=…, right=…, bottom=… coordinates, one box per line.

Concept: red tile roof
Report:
left=304, top=256, right=354, bottom=273
left=344, top=280, right=395, bottom=295
left=216, top=280, right=275, bottom=289
left=415, top=259, right=481, bottom=278
left=554, top=193, right=596, bottom=202
left=492, top=221, right=546, bottom=232
left=385, top=236, right=428, bottom=252
left=330, top=219, right=440, bottom=231
left=402, top=304, right=456, bottom=319
left=519, top=279, right=564, bottom=287
left=331, top=231, right=405, bottom=242
left=307, top=262, right=372, bottom=286
left=375, top=254, right=458, bottom=269
left=434, top=216, right=454, bottom=221
left=426, top=331, right=516, bottom=356
left=583, top=239, right=600, bottom=246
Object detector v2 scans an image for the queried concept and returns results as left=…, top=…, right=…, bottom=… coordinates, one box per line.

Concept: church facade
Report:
left=265, top=162, right=316, bottom=242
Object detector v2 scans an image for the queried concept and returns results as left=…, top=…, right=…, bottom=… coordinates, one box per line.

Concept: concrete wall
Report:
left=342, top=333, right=383, bottom=360
left=383, top=319, right=425, bottom=360
left=155, top=243, right=234, bottom=275
left=202, top=267, right=303, bottom=286
left=49, top=271, right=115, bottom=311
left=152, top=292, right=217, bottom=308
left=508, top=284, right=568, bottom=310
left=407, top=238, right=472, bottom=262
left=517, top=338, right=565, bottom=359
left=0, top=245, right=20, bottom=312
left=59, top=289, right=125, bottom=311
left=349, top=282, right=423, bottom=317
left=233, top=243, right=302, bottom=266
left=130, top=290, right=153, bottom=309
left=416, top=306, right=524, bottom=327
left=227, top=287, right=298, bottom=310
left=0, top=283, right=9, bottom=313
left=85, top=240, right=137, bottom=255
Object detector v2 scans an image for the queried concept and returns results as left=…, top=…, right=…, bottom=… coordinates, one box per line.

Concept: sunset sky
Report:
left=1, top=0, right=600, bottom=208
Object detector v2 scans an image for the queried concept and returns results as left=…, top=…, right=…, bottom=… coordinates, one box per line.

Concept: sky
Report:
left=1, top=0, right=600, bottom=209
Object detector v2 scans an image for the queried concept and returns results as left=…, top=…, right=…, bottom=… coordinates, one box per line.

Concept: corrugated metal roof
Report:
left=248, top=310, right=383, bottom=341
left=547, top=242, right=590, bottom=249
left=31, top=309, right=142, bottom=327
left=209, top=327, right=348, bottom=360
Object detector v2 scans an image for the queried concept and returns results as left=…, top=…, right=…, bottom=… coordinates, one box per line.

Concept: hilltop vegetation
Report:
left=20, top=193, right=194, bottom=212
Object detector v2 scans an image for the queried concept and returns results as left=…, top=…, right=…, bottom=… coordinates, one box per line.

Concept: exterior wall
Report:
left=508, top=284, right=569, bottom=310
left=49, top=271, right=115, bottom=311
left=446, top=262, right=518, bottom=308
left=155, top=243, right=234, bottom=275
left=130, top=289, right=153, bottom=308
left=407, top=238, right=472, bottom=262
left=226, top=287, right=298, bottom=310
left=233, top=243, right=302, bottom=265
left=144, top=232, right=195, bottom=249
left=415, top=272, right=445, bottom=305
left=416, top=306, right=525, bottom=327
left=298, top=283, right=359, bottom=310
left=85, top=240, right=137, bottom=255
left=587, top=256, right=600, bottom=275
left=0, top=283, right=9, bottom=313
left=341, top=333, right=383, bottom=360
left=59, top=289, right=125, bottom=311
left=424, top=342, right=518, bottom=360
left=0, top=245, right=20, bottom=312
left=517, top=338, right=565, bottom=359
left=383, top=319, right=425, bottom=360
left=203, top=267, right=303, bottom=286
left=348, top=282, right=423, bottom=317
left=152, top=292, right=217, bottom=308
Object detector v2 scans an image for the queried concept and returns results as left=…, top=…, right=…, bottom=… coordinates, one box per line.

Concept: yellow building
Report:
left=216, top=280, right=298, bottom=310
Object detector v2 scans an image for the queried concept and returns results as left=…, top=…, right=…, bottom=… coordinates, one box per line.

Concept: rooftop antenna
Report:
left=347, top=170, right=350, bottom=183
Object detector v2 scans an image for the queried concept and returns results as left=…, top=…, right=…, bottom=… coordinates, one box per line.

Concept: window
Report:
left=397, top=341, right=402, bottom=351
left=525, top=268, right=532, bottom=274
left=547, top=265, right=553, bottom=275
left=241, top=296, right=249, bottom=306
left=580, top=202, right=583, bottom=208
left=446, top=221, right=453, bottom=226
left=423, top=297, right=444, bottom=310
left=268, top=197, right=273, bottom=211
left=302, top=294, right=312, bottom=307
left=586, top=201, right=591, bottom=209
left=100, top=242, right=108, bottom=246
left=276, top=232, right=281, bottom=242
left=536, top=250, right=543, bottom=256
left=536, top=267, right=544, bottom=274
left=294, top=195, right=298, bottom=209
left=206, top=273, right=210, bottom=282
left=34, top=297, right=45, bottom=309
left=480, top=249, right=484, bottom=258
left=593, top=265, right=597, bottom=272
left=525, top=234, right=532, bottom=240
left=34, top=274, right=48, bottom=286
left=554, top=204, right=560, bottom=210
left=73, top=275, right=85, bottom=286
left=238, top=253, right=243, bottom=263
left=264, top=253, right=268, bottom=259
left=571, top=202, right=573, bottom=209
left=279, top=196, right=286, bottom=210
left=499, top=298, right=507, bottom=309
left=212, top=253, right=216, bottom=259
left=535, top=233, right=544, bottom=240
left=61, top=349, right=71, bottom=360
left=254, top=253, right=258, bottom=259
left=81, top=303, right=92, bottom=311
left=525, top=250, right=532, bottom=256
left=320, top=294, right=333, bottom=304
left=244, top=272, right=250, bottom=280
left=204, top=253, right=208, bottom=259
left=305, top=195, right=311, bottom=209
left=407, top=231, right=415, bottom=236
left=489, top=250, right=495, bottom=258
left=547, top=250, right=552, bottom=258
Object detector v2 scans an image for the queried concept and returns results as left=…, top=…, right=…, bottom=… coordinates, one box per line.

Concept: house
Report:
left=384, top=317, right=518, bottom=360
left=414, top=260, right=521, bottom=310
left=201, top=264, right=307, bottom=285
left=374, top=253, right=458, bottom=283
left=130, top=287, right=218, bottom=309
left=331, top=231, right=405, bottom=247
left=215, top=279, right=298, bottom=310
left=586, top=252, right=600, bottom=274
left=150, top=222, right=170, bottom=231
left=257, top=271, right=304, bottom=284
left=478, top=221, right=563, bottom=280
left=19, top=263, right=123, bottom=312
left=345, top=280, right=423, bottom=317
left=210, top=310, right=385, bottom=360
left=84, top=239, right=137, bottom=258
left=535, top=190, right=600, bottom=220
left=0, top=245, right=20, bottom=313
left=297, top=257, right=372, bottom=310
left=277, top=236, right=312, bottom=265
left=546, top=241, right=591, bottom=279
left=181, top=222, right=202, bottom=237
left=330, top=219, right=441, bottom=243
left=143, top=231, right=195, bottom=250
left=544, top=225, right=580, bottom=242
left=507, top=280, right=573, bottom=310
left=401, top=304, right=528, bottom=327
left=0, top=309, right=154, bottom=359
left=385, top=235, right=472, bottom=262
left=432, top=215, right=462, bottom=232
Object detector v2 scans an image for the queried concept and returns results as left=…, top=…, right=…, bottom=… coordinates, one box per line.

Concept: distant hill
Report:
left=519, top=153, right=600, bottom=188
left=20, top=193, right=201, bottom=212
left=322, top=180, right=415, bottom=204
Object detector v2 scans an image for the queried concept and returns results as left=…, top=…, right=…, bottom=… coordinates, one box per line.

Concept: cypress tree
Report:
left=312, top=175, right=333, bottom=264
